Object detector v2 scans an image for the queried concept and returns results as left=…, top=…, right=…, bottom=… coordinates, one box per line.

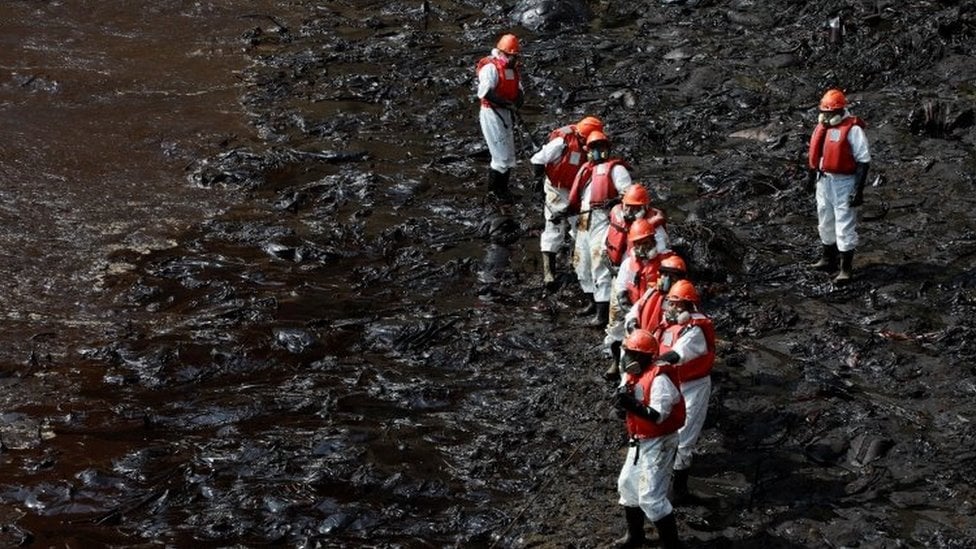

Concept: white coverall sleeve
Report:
left=614, top=253, right=636, bottom=295
left=611, top=164, right=633, bottom=194
left=672, top=325, right=708, bottom=363
left=654, top=226, right=670, bottom=254
left=530, top=137, right=566, bottom=166
left=847, top=125, right=871, bottom=163
left=649, top=373, right=681, bottom=422
left=476, top=62, right=498, bottom=99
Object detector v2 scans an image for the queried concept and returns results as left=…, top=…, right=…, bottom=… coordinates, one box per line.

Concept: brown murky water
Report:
left=1, top=1, right=267, bottom=544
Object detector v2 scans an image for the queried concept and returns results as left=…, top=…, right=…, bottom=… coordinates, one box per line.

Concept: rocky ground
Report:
left=4, top=0, right=976, bottom=546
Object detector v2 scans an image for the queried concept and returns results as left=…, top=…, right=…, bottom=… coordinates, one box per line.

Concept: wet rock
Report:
left=847, top=434, right=893, bottom=468
left=273, top=328, right=317, bottom=354
left=511, top=0, right=593, bottom=32
left=669, top=219, right=745, bottom=281
left=262, top=242, right=303, bottom=263
left=804, top=436, right=850, bottom=466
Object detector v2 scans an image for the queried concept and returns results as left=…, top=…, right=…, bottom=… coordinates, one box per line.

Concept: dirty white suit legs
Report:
left=675, top=376, right=711, bottom=471
left=479, top=107, right=516, bottom=173
left=618, top=433, right=679, bottom=522
left=574, top=209, right=613, bottom=301
left=816, top=172, right=858, bottom=252
left=540, top=180, right=575, bottom=253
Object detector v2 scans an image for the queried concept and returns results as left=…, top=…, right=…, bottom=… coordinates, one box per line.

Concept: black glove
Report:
left=549, top=207, right=566, bottom=224
left=532, top=164, right=546, bottom=194
left=614, top=391, right=642, bottom=413
left=617, top=290, right=631, bottom=314
left=484, top=89, right=512, bottom=109
left=615, top=393, right=661, bottom=422
left=849, top=162, right=869, bottom=208
left=805, top=170, right=817, bottom=194
left=657, top=350, right=680, bottom=365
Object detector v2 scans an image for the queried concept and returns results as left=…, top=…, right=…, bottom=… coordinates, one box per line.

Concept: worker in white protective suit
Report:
left=529, top=115, right=604, bottom=290
left=652, top=280, right=716, bottom=506
left=552, top=131, right=632, bottom=327
left=476, top=33, right=524, bottom=204
left=805, top=87, right=871, bottom=283
left=612, top=329, right=684, bottom=549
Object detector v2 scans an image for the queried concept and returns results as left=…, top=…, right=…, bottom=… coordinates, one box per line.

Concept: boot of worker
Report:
left=671, top=468, right=690, bottom=505
left=541, top=252, right=557, bottom=289
left=809, top=242, right=838, bottom=271
left=577, top=293, right=596, bottom=316
left=589, top=301, right=610, bottom=328
left=834, top=250, right=854, bottom=283
left=605, top=341, right=622, bottom=380
left=614, top=506, right=647, bottom=549
left=653, top=512, right=683, bottom=549
left=487, top=168, right=513, bottom=204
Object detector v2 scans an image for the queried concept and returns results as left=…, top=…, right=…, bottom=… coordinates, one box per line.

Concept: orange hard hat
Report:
left=496, top=34, right=520, bottom=55
left=622, top=184, right=650, bottom=207
left=576, top=116, right=604, bottom=139
left=660, top=254, right=687, bottom=273
left=820, top=89, right=847, bottom=111
left=623, top=329, right=659, bottom=355
left=628, top=218, right=655, bottom=244
left=586, top=130, right=610, bottom=148
left=667, top=279, right=699, bottom=303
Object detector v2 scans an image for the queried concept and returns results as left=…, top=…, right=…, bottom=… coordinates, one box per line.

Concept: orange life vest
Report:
left=636, top=288, right=665, bottom=332
left=566, top=158, right=628, bottom=214
left=808, top=117, right=864, bottom=174
left=606, top=208, right=666, bottom=267
left=544, top=125, right=587, bottom=189
left=656, top=313, right=716, bottom=382
left=476, top=56, right=520, bottom=108
left=624, top=254, right=663, bottom=305
left=625, top=365, right=686, bottom=439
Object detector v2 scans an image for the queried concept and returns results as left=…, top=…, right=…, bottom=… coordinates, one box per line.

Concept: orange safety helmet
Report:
left=628, top=218, right=656, bottom=244
left=622, top=184, right=650, bottom=207
left=623, top=329, right=659, bottom=355
left=576, top=116, right=604, bottom=139
left=667, top=279, right=699, bottom=304
left=660, top=254, right=687, bottom=273
left=496, top=34, right=520, bottom=55
left=819, top=89, right=847, bottom=111
left=586, top=130, right=610, bottom=148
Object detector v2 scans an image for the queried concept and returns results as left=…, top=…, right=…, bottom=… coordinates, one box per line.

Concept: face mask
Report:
left=588, top=149, right=608, bottom=162
left=665, top=301, right=688, bottom=324
left=622, top=351, right=642, bottom=374
left=819, top=112, right=843, bottom=126
left=658, top=274, right=672, bottom=293
left=634, top=244, right=656, bottom=261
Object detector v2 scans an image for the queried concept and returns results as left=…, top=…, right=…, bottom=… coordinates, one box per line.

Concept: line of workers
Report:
left=477, top=32, right=872, bottom=548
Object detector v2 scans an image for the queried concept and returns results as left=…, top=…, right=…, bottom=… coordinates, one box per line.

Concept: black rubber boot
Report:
left=810, top=243, right=838, bottom=271
left=542, top=252, right=557, bottom=288
left=614, top=506, right=647, bottom=548
left=487, top=168, right=513, bottom=204
left=653, top=512, right=682, bottom=549
left=834, top=250, right=854, bottom=283
left=577, top=293, right=596, bottom=316
left=589, top=301, right=610, bottom=328
left=671, top=468, right=690, bottom=504
left=605, top=340, right=622, bottom=380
